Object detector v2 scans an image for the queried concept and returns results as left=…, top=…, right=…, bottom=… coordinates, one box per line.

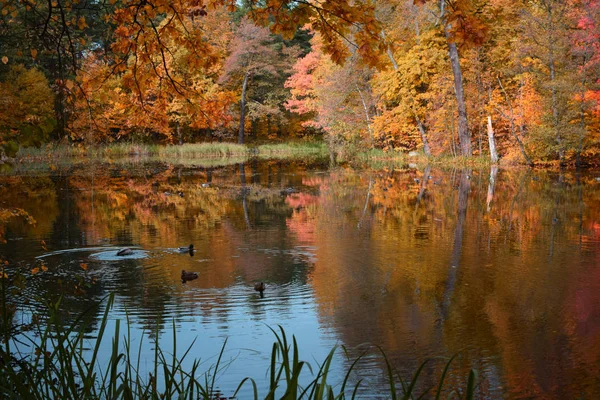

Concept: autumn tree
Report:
left=285, top=33, right=376, bottom=154
left=0, top=65, right=55, bottom=158
left=220, top=18, right=288, bottom=144
left=518, top=0, right=582, bottom=164
left=570, top=0, right=600, bottom=164
left=69, top=5, right=235, bottom=143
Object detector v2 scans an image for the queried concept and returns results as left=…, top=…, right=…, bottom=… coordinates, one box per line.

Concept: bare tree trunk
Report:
left=487, top=116, right=499, bottom=164
left=439, top=0, right=470, bottom=156
left=446, top=37, right=471, bottom=156
left=381, top=30, right=399, bottom=70
left=238, top=72, right=250, bottom=144
left=355, top=83, right=373, bottom=145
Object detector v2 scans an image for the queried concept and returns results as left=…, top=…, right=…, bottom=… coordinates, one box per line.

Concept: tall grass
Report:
left=16, top=142, right=250, bottom=161
left=256, top=142, right=329, bottom=160
left=0, top=292, right=478, bottom=399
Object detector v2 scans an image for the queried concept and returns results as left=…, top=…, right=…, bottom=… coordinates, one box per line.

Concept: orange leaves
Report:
left=80, top=263, right=88, bottom=271
left=77, top=16, right=87, bottom=30
left=1, top=56, right=7, bottom=64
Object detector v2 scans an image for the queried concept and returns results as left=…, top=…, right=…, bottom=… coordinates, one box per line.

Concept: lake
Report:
left=1, top=159, right=599, bottom=398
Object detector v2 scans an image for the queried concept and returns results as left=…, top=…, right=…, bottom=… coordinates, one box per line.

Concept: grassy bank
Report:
left=0, top=294, right=477, bottom=399
left=12, top=141, right=509, bottom=171
left=16, top=142, right=250, bottom=160
left=15, top=141, right=330, bottom=162
left=256, top=142, right=329, bottom=160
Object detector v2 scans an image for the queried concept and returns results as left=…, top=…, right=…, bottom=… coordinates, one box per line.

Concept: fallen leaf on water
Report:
left=80, top=263, right=88, bottom=271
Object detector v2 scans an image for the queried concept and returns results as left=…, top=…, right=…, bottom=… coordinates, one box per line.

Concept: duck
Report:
left=254, top=282, right=266, bottom=293
left=117, top=248, right=134, bottom=256
left=181, top=270, right=198, bottom=282
left=178, top=244, right=194, bottom=254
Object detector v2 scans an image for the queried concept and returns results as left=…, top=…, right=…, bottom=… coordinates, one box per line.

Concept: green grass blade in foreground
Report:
left=466, top=369, right=478, bottom=400
left=435, top=354, right=458, bottom=400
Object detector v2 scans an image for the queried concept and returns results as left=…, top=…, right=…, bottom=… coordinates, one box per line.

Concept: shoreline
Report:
left=4, top=141, right=596, bottom=171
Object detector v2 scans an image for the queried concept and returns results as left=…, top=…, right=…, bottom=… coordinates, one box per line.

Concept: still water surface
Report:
left=1, top=160, right=600, bottom=398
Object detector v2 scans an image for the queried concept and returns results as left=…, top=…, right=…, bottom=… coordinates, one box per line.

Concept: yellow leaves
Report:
left=51, top=1, right=57, bottom=6
left=1, top=56, right=7, bottom=64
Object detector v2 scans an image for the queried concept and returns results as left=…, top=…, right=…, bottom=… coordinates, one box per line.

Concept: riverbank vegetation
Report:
left=0, top=1, right=599, bottom=167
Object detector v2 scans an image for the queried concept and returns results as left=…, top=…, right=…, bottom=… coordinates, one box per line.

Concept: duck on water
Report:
left=178, top=244, right=194, bottom=256
left=117, top=248, right=134, bottom=256
left=181, top=270, right=199, bottom=283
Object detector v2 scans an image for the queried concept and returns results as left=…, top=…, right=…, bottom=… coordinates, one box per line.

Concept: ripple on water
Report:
left=90, top=249, right=149, bottom=261
left=36, top=246, right=123, bottom=259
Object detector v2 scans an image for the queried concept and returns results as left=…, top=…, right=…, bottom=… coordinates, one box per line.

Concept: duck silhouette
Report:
left=178, top=244, right=193, bottom=252
left=254, top=282, right=265, bottom=297
left=117, top=248, right=134, bottom=256
left=181, top=270, right=198, bottom=283
left=178, top=244, right=194, bottom=256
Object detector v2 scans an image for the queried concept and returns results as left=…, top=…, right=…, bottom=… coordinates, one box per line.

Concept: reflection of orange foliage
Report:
left=302, top=176, right=327, bottom=187
left=284, top=193, right=318, bottom=209
left=286, top=209, right=316, bottom=244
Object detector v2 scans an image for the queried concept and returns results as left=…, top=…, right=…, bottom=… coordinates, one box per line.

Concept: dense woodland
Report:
left=1, top=0, right=600, bottom=165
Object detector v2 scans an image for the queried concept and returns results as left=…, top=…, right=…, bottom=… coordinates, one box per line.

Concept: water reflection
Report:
left=1, top=161, right=600, bottom=397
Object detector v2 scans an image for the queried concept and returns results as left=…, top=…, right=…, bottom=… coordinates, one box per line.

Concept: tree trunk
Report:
left=440, top=0, right=470, bottom=156
left=487, top=116, right=499, bottom=164
left=355, top=83, right=373, bottom=145
left=381, top=30, right=399, bottom=70
left=267, top=115, right=272, bottom=137
left=576, top=76, right=587, bottom=169
left=445, top=37, right=471, bottom=156
left=238, top=72, right=250, bottom=144
left=415, top=115, right=432, bottom=156
left=177, top=121, right=183, bottom=145
left=549, top=56, right=564, bottom=165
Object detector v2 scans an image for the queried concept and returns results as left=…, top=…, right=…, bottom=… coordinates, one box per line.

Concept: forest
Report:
left=1, top=0, right=600, bottom=166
